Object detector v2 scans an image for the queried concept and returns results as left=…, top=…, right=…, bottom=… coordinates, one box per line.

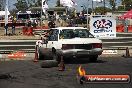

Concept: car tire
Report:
left=52, top=48, right=61, bottom=63
left=37, top=47, right=53, bottom=60
left=89, top=55, right=98, bottom=62
left=40, top=60, right=58, bottom=68
left=52, top=51, right=62, bottom=64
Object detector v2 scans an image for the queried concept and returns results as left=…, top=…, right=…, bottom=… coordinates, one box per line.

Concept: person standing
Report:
left=12, top=23, right=15, bottom=35
left=27, top=20, right=32, bottom=27
left=4, top=23, right=8, bottom=36
left=12, top=17, right=16, bottom=35
left=48, top=21, right=55, bottom=28
left=12, top=22, right=15, bottom=35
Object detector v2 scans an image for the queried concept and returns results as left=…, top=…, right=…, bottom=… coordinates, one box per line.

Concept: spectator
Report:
left=12, top=17, right=16, bottom=35
left=12, top=23, right=15, bottom=35
left=48, top=21, right=55, bottom=28
left=67, top=19, right=74, bottom=27
left=4, top=24, right=8, bottom=36
left=32, top=19, right=37, bottom=28
left=27, top=20, right=32, bottom=27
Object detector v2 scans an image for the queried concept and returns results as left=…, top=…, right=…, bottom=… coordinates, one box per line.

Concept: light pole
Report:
left=5, top=0, right=8, bottom=35
left=87, top=0, right=89, bottom=29
left=41, top=6, right=43, bottom=36
left=103, top=0, right=105, bottom=15
left=5, top=0, right=8, bottom=26
left=92, top=0, right=93, bottom=15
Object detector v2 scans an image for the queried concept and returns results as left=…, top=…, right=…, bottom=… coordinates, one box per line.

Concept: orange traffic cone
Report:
left=34, top=45, right=38, bottom=62
left=58, top=55, right=65, bottom=71
left=126, top=47, right=130, bottom=58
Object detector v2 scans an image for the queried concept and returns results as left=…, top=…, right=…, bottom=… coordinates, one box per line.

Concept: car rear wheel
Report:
left=89, top=55, right=98, bottom=62
left=40, top=60, right=58, bottom=68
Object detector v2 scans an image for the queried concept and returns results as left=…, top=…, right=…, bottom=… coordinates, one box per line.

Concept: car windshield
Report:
left=59, top=29, right=94, bottom=39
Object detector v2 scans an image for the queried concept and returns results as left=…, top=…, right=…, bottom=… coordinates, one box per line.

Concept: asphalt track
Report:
left=0, top=56, right=132, bottom=88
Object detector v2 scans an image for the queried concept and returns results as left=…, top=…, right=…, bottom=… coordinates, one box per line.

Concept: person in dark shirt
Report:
left=28, top=20, right=32, bottom=27
left=48, top=21, right=55, bottom=28
left=4, top=24, right=8, bottom=36
left=12, top=23, right=15, bottom=35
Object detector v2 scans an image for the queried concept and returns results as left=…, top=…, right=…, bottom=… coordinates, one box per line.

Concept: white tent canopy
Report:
left=17, top=11, right=32, bottom=14
left=0, top=11, right=10, bottom=16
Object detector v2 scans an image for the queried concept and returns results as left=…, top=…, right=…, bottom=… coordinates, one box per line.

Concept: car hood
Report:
left=59, top=38, right=102, bottom=44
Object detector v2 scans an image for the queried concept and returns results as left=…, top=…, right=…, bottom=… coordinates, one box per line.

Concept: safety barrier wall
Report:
left=116, top=25, right=132, bottom=32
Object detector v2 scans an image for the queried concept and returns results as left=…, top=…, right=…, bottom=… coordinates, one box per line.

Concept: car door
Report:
left=46, top=29, right=59, bottom=48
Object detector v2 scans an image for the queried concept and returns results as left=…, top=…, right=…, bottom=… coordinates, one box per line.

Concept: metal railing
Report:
left=0, top=32, right=132, bottom=54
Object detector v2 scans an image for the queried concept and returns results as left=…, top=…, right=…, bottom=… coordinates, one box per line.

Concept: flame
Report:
left=78, top=65, right=86, bottom=76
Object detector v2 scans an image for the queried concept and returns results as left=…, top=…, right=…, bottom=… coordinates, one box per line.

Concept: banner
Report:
left=102, top=50, right=117, bottom=54
left=60, top=0, right=77, bottom=8
left=90, top=16, right=116, bottom=38
left=42, top=0, right=48, bottom=13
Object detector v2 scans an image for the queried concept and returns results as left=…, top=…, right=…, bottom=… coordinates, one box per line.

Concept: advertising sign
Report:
left=90, top=17, right=116, bottom=38
left=102, top=50, right=117, bottom=54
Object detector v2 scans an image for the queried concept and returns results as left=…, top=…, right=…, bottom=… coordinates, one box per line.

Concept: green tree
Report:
left=109, top=0, right=116, bottom=11
left=0, top=0, right=5, bottom=10
left=81, top=5, right=92, bottom=14
left=14, top=0, right=50, bottom=12
left=10, top=8, right=18, bottom=17
left=121, top=0, right=132, bottom=11
left=117, top=5, right=125, bottom=11
left=56, top=0, right=63, bottom=7
left=94, top=7, right=111, bottom=14
left=56, top=0, right=60, bottom=7
left=32, top=0, right=50, bottom=7
left=14, top=0, right=28, bottom=12
left=26, top=0, right=36, bottom=8
left=0, top=4, right=2, bottom=10
left=34, top=0, right=42, bottom=7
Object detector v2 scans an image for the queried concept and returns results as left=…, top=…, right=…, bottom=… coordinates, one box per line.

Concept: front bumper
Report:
left=61, top=48, right=103, bottom=58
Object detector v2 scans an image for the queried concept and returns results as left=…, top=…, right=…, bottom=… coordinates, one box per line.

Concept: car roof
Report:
left=51, top=27, right=87, bottom=30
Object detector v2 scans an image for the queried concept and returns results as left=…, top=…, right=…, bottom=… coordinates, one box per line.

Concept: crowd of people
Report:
left=3, top=11, right=88, bottom=36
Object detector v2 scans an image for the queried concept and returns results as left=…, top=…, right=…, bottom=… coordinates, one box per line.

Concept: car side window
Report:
left=48, top=29, right=59, bottom=41
left=59, top=29, right=75, bottom=39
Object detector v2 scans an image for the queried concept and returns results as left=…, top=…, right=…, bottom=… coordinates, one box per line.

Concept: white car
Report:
left=36, top=27, right=103, bottom=62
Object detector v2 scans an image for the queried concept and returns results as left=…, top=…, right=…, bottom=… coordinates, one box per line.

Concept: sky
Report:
left=8, top=0, right=121, bottom=12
